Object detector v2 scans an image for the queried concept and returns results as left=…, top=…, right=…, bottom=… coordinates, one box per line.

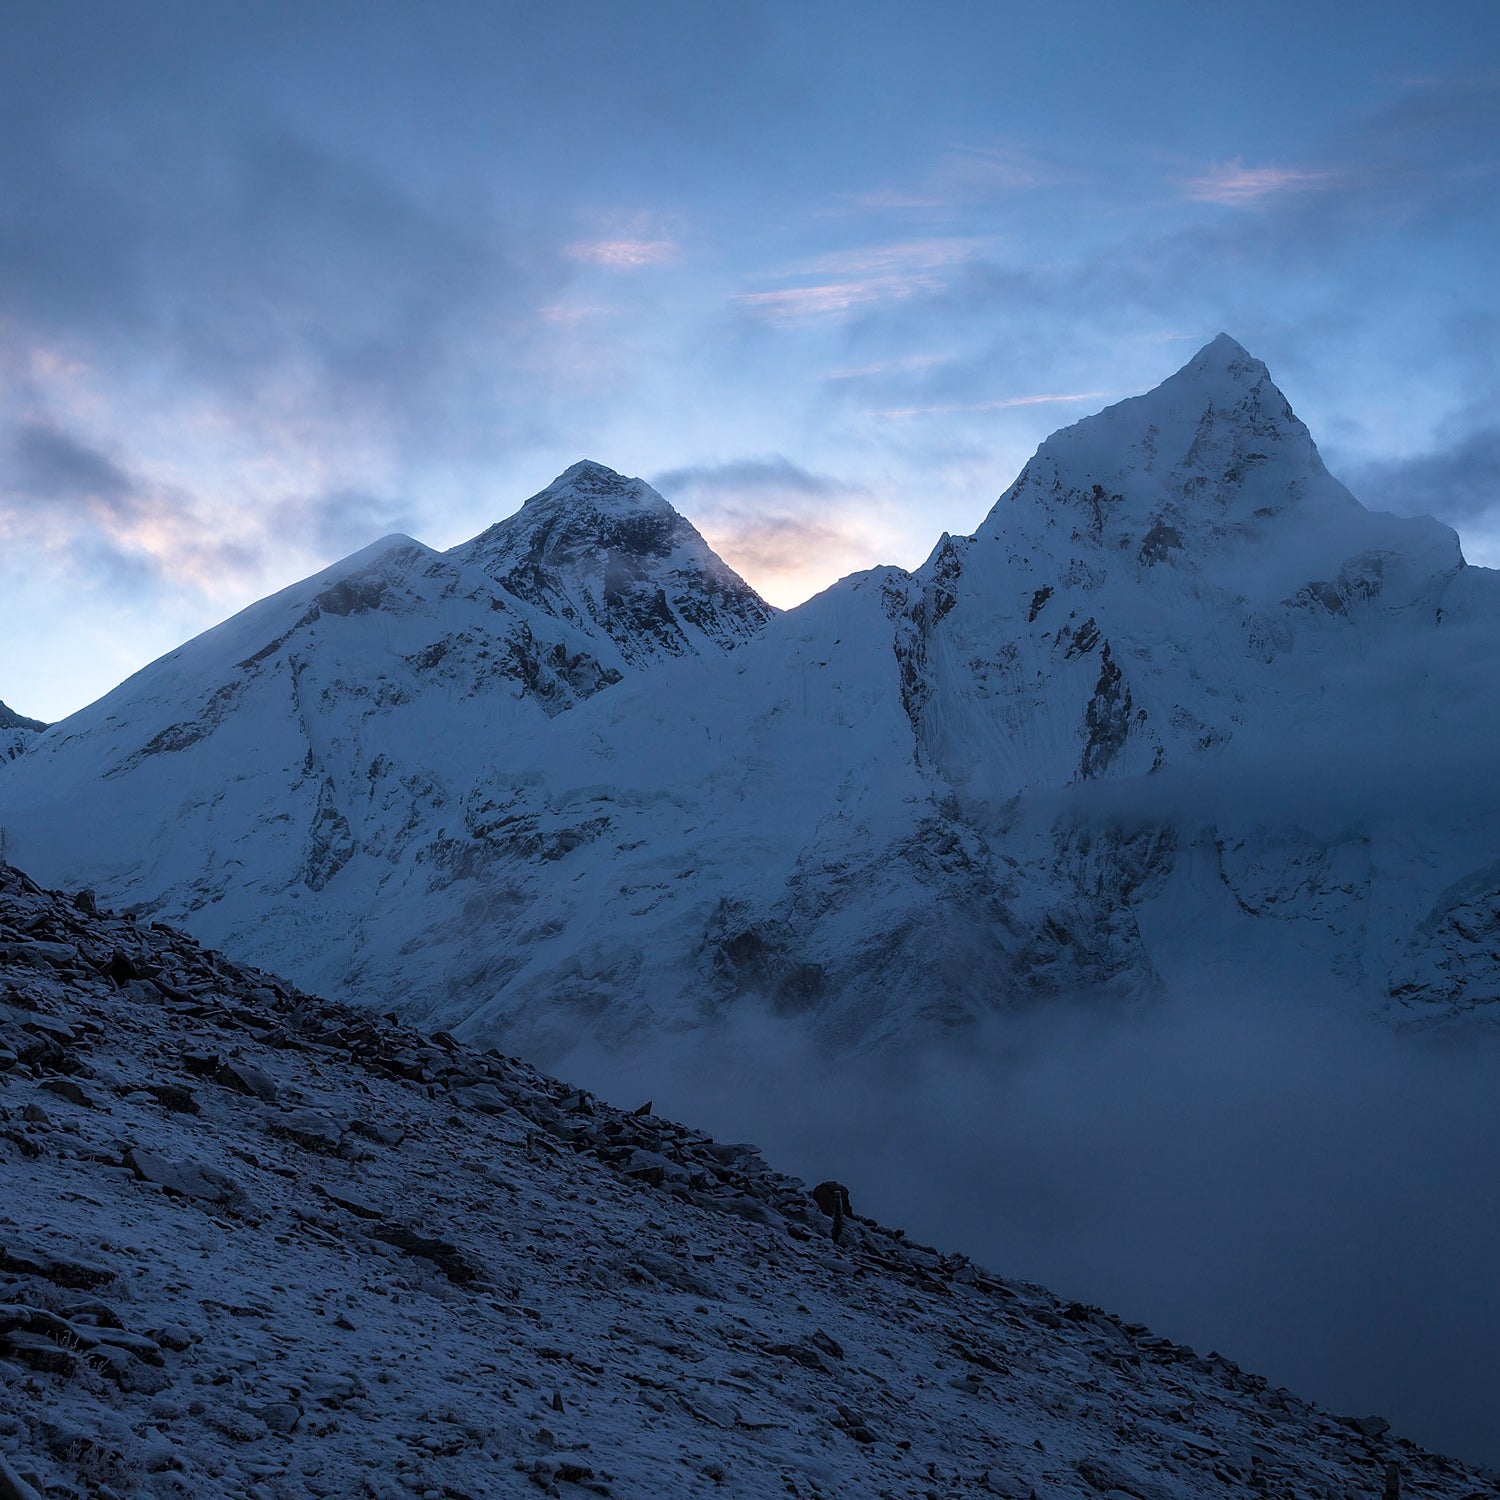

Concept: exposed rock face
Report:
left=1, top=860, right=1491, bottom=1498
left=0, top=341, right=1498, bottom=1063
left=452, top=459, right=775, bottom=663
left=0, top=702, right=45, bottom=732
left=0, top=700, right=45, bottom=765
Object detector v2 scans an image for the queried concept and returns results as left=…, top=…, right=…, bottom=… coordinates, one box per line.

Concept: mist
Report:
left=560, top=992, right=1500, bottom=1469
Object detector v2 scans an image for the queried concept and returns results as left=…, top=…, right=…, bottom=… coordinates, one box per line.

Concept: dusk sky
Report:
left=3, top=0, right=1498, bottom=721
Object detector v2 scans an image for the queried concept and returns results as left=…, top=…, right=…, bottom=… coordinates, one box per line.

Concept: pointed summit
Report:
left=979, top=334, right=1355, bottom=549
left=1189, top=331, right=1260, bottom=370
left=452, top=461, right=774, bottom=663
left=524, top=459, right=673, bottom=516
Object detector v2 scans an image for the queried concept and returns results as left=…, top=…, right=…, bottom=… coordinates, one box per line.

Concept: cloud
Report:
left=843, top=141, right=1071, bottom=215
left=9, top=422, right=136, bottom=509
left=877, top=391, right=1114, bottom=419
left=567, top=238, right=679, bottom=269
left=557, top=990, right=1500, bottom=1470
left=1344, top=426, right=1500, bottom=528
left=735, top=239, right=982, bottom=324
left=652, top=455, right=894, bottom=604
left=0, top=109, right=579, bottom=480
left=1181, top=160, right=1341, bottom=205
left=1, top=417, right=418, bottom=598
left=652, top=455, right=847, bottom=499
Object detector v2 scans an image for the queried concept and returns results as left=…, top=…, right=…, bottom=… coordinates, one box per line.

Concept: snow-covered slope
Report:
left=2, top=860, right=1488, bottom=1498
left=1, top=338, right=1497, bottom=1063
left=0, top=700, right=45, bottom=765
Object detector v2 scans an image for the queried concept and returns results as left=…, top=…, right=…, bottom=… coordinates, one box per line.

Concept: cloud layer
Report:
left=562, top=992, right=1500, bottom=1470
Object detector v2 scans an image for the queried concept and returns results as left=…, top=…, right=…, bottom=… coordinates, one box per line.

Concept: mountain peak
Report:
left=1196, top=330, right=1257, bottom=365
left=977, top=332, right=1355, bottom=554
left=528, top=459, right=673, bottom=517
left=451, top=462, right=774, bottom=663
left=1167, top=331, right=1273, bottom=395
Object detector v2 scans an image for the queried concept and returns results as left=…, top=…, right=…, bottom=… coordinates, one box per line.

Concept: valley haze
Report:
left=3, top=337, right=1499, bottom=1468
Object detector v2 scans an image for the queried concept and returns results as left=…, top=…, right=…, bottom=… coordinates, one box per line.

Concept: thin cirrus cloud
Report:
left=877, top=391, right=1114, bottom=420
left=1180, top=159, right=1342, bottom=205
left=735, top=238, right=983, bottom=325
left=841, top=141, right=1067, bottom=215
left=566, top=237, right=680, bottom=269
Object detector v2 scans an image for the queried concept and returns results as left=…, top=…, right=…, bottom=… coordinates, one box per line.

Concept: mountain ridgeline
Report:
left=2, top=337, right=1497, bottom=1061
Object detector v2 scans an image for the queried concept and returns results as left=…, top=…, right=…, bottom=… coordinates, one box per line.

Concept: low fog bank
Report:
left=560, top=994, right=1500, bottom=1469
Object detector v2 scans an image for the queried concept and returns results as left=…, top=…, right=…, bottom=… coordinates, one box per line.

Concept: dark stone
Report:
left=810, top=1330, right=844, bottom=1360
left=812, top=1181, right=853, bottom=1219
left=102, top=950, right=139, bottom=986
left=369, top=1224, right=478, bottom=1285
left=148, top=1084, right=199, bottom=1115
left=216, top=1059, right=278, bottom=1102
left=40, top=1078, right=95, bottom=1108
left=259, top=1401, right=302, bottom=1435
left=0, top=1241, right=113, bottom=1288
left=126, top=1146, right=242, bottom=1205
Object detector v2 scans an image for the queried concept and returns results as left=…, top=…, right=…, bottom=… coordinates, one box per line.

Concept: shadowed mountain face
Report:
left=0, top=698, right=46, bottom=765
left=0, top=339, right=1497, bottom=1068
left=0, top=700, right=46, bottom=732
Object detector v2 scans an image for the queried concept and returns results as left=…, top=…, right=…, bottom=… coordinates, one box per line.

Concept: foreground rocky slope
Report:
left=1, top=862, right=1491, bottom=1500
left=1, top=337, right=1498, bottom=1067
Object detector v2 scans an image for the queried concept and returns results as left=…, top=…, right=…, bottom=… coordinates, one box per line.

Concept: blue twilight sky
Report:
left=2, top=0, right=1498, bottom=720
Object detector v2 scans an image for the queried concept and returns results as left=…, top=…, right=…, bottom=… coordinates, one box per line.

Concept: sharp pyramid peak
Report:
left=1160, top=332, right=1277, bottom=396
left=528, top=459, right=673, bottom=514
left=977, top=331, right=1345, bottom=542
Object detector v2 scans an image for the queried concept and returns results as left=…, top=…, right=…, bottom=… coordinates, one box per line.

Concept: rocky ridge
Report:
left=0, top=702, right=45, bottom=767
left=2, top=860, right=1493, bottom=1499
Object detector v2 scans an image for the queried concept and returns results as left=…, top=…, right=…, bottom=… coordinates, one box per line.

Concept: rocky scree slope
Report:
left=1, top=862, right=1491, bottom=1500
left=1, top=338, right=1498, bottom=1064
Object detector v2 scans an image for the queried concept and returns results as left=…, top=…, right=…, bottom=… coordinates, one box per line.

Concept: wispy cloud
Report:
left=822, top=352, right=953, bottom=383
left=879, top=391, right=1112, bottom=419
left=652, top=455, right=847, bottom=499
left=736, top=239, right=981, bottom=325
left=566, top=237, right=679, bottom=269
left=1181, top=159, right=1340, bottom=205
left=843, top=141, right=1064, bottom=215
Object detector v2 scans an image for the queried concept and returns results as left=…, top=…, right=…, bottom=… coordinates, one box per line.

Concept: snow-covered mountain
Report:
left=2, top=858, right=1489, bottom=1496
left=1, top=337, right=1497, bottom=1064
left=0, top=700, right=45, bottom=765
